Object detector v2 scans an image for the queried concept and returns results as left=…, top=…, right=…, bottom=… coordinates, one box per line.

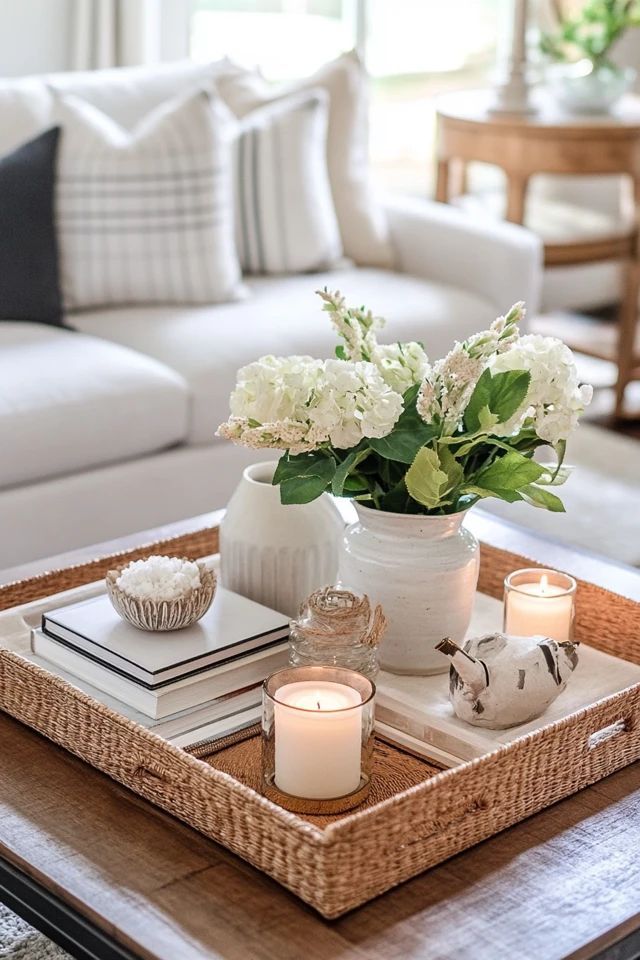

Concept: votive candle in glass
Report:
left=504, top=568, right=576, bottom=641
left=262, top=665, right=375, bottom=814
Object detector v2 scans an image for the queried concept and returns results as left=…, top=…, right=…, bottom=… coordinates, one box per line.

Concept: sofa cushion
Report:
left=73, top=268, right=497, bottom=445
left=0, top=127, right=63, bottom=326
left=235, top=90, right=342, bottom=274
left=55, top=88, right=243, bottom=310
left=221, top=52, right=393, bottom=270
left=0, top=323, right=190, bottom=489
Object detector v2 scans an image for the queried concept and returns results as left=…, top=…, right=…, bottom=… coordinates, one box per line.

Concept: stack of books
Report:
left=32, top=586, right=290, bottom=750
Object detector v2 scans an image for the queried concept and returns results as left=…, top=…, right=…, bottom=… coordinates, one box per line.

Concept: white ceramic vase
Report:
left=338, top=504, right=480, bottom=675
left=220, top=461, right=344, bottom=618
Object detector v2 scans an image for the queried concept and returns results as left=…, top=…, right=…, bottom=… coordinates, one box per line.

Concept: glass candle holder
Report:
left=262, top=665, right=375, bottom=815
left=288, top=586, right=383, bottom=681
left=504, top=568, right=577, bottom=641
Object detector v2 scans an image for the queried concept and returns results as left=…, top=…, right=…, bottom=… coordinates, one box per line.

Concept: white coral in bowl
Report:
left=106, top=556, right=216, bottom=632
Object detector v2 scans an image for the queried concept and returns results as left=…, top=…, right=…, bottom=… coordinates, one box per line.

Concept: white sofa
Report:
left=0, top=64, right=542, bottom=570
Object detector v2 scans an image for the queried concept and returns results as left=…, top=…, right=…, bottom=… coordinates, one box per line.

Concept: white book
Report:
left=41, top=587, right=289, bottom=688
left=153, top=686, right=262, bottom=740
left=26, top=648, right=263, bottom=740
left=32, top=628, right=288, bottom=719
left=169, top=705, right=261, bottom=750
left=374, top=721, right=462, bottom=769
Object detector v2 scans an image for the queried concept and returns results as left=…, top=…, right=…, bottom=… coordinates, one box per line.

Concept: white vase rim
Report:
left=354, top=502, right=471, bottom=521
left=242, top=460, right=279, bottom=486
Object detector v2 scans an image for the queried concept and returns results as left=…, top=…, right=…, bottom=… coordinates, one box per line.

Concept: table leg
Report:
left=435, top=159, right=450, bottom=203
left=614, top=253, right=639, bottom=419
left=505, top=174, right=529, bottom=224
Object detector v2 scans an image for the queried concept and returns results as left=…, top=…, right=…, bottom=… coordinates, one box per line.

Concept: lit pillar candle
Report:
left=274, top=681, right=362, bottom=799
left=504, top=569, right=576, bottom=641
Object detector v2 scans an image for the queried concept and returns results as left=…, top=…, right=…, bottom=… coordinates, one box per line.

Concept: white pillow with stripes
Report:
left=54, top=88, right=244, bottom=310
left=235, top=89, right=343, bottom=274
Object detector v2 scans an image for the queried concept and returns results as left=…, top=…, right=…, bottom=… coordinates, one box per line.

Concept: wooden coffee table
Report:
left=0, top=511, right=639, bottom=960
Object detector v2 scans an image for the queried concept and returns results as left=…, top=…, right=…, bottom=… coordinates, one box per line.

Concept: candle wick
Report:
left=316, top=701, right=321, bottom=710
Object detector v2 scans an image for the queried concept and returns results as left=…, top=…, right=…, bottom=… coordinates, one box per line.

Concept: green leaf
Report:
left=369, top=385, right=438, bottom=464
left=332, top=447, right=371, bottom=496
left=462, top=484, right=525, bottom=504
left=378, top=477, right=411, bottom=513
left=474, top=450, right=545, bottom=493
left=478, top=405, right=500, bottom=432
left=273, top=452, right=337, bottom=504
left=437, top=443, right=464, bottom=491
left=536, top=463, right=573, bottom=487
left=405, top=447, right=449, bottom=510
left=521, top=484, right=566, bottom=512
left=452, top=433, right=513, bottom=459
left=335, top=345, right=347, bottom=361
left=464, top=369, right=531, bottom=432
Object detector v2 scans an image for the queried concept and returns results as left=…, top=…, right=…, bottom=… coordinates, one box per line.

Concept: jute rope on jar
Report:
left=295, top=587, right=387, bottom=648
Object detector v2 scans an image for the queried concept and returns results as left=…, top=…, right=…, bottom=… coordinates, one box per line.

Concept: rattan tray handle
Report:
left=587, top=717, right=631, bottom=750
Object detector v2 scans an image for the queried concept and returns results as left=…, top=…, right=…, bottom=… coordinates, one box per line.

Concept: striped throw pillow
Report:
left=54, top=88, right=244, bottom=310
left=234, top=89, right=342, bottom=275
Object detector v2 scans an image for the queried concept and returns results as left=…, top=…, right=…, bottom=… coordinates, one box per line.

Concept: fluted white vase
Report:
left=220, top=461, right=344, bottom=617
left=338, top=504, right=480, bottom=675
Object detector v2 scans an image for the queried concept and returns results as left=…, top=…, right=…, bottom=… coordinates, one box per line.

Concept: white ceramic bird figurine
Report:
left=435, top=633, right=579, bottom=729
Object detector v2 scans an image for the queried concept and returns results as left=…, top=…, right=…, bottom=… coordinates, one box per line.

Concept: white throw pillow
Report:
left=235, top=89, right=342, bottom=274
left=219, top=52, right=393, bottom=270
left=54, top=88, right=243, bottom=310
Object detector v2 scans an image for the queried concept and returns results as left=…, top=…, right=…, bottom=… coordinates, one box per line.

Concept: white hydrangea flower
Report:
left=229, top=355, right=323, bottom=425
left=372, top=342, right=431, bottom=394
left=218, top=356, right=403, bottom=453
left=490, top=334, right=593, bottom=443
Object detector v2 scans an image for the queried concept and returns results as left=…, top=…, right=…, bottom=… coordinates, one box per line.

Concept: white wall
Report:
left=0, top=0, right=72, bottom=77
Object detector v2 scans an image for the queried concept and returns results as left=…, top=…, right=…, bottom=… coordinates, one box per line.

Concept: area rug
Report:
left=0, top=904, right=68, bottom=959
left=482, top=422, right=640, bottom=568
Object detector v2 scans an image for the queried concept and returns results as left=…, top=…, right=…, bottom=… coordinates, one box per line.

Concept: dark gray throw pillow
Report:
left=0, top=126, right=63, bottom=326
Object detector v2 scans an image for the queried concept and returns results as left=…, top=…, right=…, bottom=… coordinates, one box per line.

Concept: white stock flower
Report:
left=372, top=342, right=431, bottom=394
left=490, top=334, right=593, bottom=443
left=417, top=347, right=484, bottom=430
left=317, top=288, right=383, bottom=362
left=464, top=302, right=525, bottom=359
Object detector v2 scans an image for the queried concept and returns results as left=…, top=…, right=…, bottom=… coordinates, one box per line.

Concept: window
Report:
left=181, top=0, right=505, bottom=194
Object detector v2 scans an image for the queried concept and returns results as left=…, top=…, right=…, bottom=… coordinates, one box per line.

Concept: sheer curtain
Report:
left=70, top=0, right=161, bottom=70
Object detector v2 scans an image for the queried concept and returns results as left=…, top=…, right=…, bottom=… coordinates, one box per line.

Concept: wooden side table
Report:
left=435, top=89, right=640, bottom=418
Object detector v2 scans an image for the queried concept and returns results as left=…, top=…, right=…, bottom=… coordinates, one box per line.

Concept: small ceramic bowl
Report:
left=105, top=558, right=217, bottom=632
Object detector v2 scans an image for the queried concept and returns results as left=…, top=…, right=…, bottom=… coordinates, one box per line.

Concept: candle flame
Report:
left=540, top=574, right=549, bottom=595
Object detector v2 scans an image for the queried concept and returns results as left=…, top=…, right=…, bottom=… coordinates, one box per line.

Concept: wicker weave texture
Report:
left=0, top=528, right=638, bottom=917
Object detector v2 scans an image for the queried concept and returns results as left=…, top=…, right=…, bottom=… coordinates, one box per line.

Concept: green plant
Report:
left=541, top=0, right=640, bottom=68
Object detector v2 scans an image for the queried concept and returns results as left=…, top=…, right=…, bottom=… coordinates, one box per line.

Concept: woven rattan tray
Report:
left=0, top=523, right=639, bottom=918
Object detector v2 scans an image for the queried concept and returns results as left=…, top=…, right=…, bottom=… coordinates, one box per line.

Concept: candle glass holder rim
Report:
left=504, top=567, right=577, bottom=598
left=263, top=665, right=376, bottom=712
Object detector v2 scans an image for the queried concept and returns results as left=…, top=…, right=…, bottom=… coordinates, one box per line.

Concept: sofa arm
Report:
left=384, top=196, right=543, bottom=318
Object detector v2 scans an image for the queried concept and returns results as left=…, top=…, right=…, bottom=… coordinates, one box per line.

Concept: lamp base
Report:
left=489, top=76, right=538, bottom=116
